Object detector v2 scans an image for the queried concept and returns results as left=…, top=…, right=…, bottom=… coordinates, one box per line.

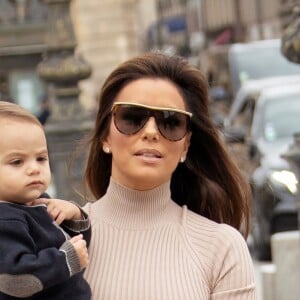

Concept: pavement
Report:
left=249, top=235, right=269, bottom=300
left=249, top=234, right=276, bottom=300
left=253, top=258, right=265, bottom=300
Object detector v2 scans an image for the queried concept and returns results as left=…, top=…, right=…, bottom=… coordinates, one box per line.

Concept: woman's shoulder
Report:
left=183, top=207, right=247, bottom=251
left=177, top=207, right=253, bottom=288
left=181, top=209, right=256, bottom=296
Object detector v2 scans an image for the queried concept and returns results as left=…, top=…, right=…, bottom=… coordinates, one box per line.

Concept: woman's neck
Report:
left=97, top=178, right=176, bottom=229
left=110, top=175, right=169, bottom=191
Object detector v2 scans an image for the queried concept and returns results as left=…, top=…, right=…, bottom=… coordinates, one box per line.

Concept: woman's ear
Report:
left=183, top=132, right=191, bottom=154
left=180, top=132, right=191, bottom=163
left=102, top=141, right=111, bottom=153
left=102, top=139, right=111, bottom=154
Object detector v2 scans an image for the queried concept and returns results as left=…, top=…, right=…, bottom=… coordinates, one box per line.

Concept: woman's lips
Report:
left=134, top=149, right=162, bottom=158
left=134, top=149, right=163, bottom=163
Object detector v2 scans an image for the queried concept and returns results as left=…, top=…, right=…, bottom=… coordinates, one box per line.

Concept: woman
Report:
left=82, top=52, right=257, bottom=299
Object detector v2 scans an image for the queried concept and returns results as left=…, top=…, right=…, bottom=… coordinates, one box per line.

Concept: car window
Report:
left=229, top=40, right=300, bottom=94
left=235, top=47, right=300, bottom=81
left=263, top=96, right=300, bottom=141
left=230, top=98, right=255, bottom=133
left=226, top=97, right=257, bottom=178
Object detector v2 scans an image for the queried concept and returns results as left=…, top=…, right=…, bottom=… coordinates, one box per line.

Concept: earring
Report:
left=103, top=146, right=111, bottom=154
left=180, top=156, right=186, bottom=163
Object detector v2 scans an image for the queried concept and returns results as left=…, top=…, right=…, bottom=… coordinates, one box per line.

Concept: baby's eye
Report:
left=37, top=156, right=48, bottom=162
left=10, top=159, right=23, bottom=166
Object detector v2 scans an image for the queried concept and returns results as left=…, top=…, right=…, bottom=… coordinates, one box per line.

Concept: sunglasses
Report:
left=111, top=102, right=192, bottom=141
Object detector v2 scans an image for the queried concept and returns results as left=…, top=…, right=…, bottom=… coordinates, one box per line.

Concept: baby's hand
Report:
left=29, top=198, right=82, bottom=224
left=69, top=234, right=89, bottom=269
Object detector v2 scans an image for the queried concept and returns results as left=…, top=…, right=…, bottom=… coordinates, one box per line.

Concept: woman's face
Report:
left=103, top=78, right=191, bottom=190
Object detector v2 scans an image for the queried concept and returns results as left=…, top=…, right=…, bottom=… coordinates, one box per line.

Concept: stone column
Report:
left=38, top=0, right=92, bottom=204
left=271, top=231, right=300, bottom=300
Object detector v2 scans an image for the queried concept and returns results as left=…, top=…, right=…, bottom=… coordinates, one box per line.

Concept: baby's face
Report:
left=0, top=118, right=51, bottom=204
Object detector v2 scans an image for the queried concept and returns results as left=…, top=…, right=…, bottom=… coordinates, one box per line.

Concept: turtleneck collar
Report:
left=97, top=178, right=177, bottom=229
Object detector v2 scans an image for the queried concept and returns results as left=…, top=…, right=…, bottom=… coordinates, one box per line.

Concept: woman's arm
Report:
left=211, top=224, right=257, bottom=299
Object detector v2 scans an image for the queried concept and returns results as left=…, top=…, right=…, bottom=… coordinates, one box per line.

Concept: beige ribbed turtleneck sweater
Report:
left=83, top=179, right=257, bottom=300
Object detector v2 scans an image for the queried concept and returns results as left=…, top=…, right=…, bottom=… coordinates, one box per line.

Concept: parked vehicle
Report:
left=223, top=80, right=300, bottom=260
left=224, top=75, right=300, bottom=129
left=228, top=39, right=300, bottom=96
left=204, top=39, right=300, bottom=104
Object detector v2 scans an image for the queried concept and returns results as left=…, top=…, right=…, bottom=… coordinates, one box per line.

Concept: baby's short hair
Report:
left=0, top=101, right=42, bottom=127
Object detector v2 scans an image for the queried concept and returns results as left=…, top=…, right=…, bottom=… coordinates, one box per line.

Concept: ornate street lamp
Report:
left=38, top=0, right=92, bottom=204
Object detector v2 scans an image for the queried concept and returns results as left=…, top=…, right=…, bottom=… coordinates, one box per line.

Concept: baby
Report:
left=0, top=101, right=91, bottom=299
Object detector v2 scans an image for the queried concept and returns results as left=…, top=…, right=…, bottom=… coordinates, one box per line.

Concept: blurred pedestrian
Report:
left=37, top=95, right=51, bottom=125
left=82, top=52, right=257, bottom=299
left=0, top=101, right=91, bottom=299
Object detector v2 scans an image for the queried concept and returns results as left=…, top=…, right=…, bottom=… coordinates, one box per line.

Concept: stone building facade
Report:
left=0, top=0, right=157, bottom=111
left=0, top=0, right=296, bottom=110
left=71, top=0, right=157, bottom=110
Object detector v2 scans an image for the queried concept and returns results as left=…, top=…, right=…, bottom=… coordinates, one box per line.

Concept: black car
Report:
left=223, top=79, right=300, bottom=261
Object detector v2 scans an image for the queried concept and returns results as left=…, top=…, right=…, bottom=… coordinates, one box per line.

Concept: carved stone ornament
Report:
left=281, top=5, right=300, bottom=64
left=37, top=52, right=92, bottom=84
left=37, top=0, right=91, bottom=84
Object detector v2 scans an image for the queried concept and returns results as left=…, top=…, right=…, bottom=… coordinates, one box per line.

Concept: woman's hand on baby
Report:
left=69, top=234, right=89, bottom=269
left=29, top=198, right=82, bottom=224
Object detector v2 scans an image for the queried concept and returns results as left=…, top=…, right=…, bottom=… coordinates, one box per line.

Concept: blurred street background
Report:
left=1, top=1, right=300, bottom=299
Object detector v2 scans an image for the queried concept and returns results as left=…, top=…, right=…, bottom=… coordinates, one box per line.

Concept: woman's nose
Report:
left=141, top=116, right=160, bottom=141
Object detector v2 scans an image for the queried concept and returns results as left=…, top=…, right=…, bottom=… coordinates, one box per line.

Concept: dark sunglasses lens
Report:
left=114, top=106, right=149, bottom=135
left=113, top=104, right=190, bottom=141
left=156, top=111, right=189, bottom=141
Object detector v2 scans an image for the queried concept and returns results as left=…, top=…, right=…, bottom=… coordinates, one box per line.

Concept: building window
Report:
left=9, top=70, right=44, bottom=115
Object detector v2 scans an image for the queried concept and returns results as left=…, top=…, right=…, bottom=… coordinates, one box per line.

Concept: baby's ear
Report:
left=39, top=192, right=50, bottom=199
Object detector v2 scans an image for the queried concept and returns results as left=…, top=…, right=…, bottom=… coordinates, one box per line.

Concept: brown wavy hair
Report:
left=83, top=52, right=252, bottom=237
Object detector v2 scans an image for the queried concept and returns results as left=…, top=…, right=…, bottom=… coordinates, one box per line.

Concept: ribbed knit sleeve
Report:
left=184, top=209, right=257, bottom=299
